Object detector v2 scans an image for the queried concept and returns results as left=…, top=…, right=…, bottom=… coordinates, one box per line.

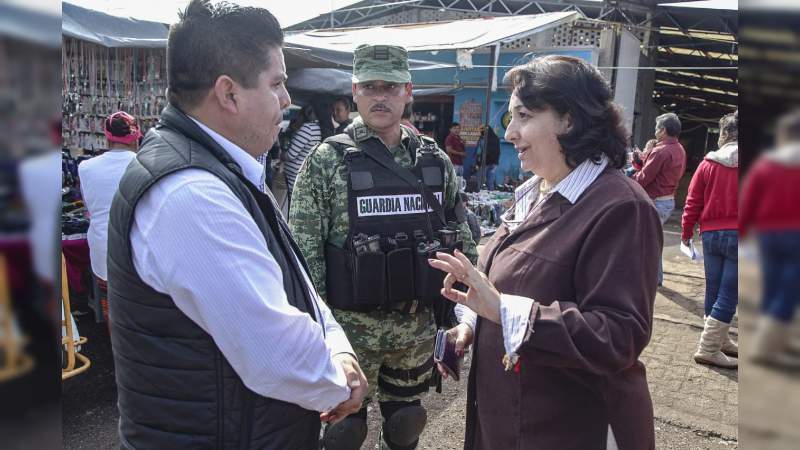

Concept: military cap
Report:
left=352, top=44, right=412, bottom=84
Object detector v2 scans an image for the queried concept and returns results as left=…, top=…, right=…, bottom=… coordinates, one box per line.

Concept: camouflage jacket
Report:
left=289, top=116, right=478, bottom=300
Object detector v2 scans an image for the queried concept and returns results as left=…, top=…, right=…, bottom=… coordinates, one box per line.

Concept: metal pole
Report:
left=478, top=44, right=497, bottom=190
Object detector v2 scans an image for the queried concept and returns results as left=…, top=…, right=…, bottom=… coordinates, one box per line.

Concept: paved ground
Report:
left=63, top=209, right=742, bottom=449
left=737, top=248, right=800, bottom=450
left=643, top=214, right=738, bottom=444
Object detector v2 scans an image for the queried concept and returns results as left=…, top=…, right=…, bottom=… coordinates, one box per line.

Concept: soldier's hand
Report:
left=436, top=323, right=473, bottom=379
left=320, top=353, right=368, bottom=424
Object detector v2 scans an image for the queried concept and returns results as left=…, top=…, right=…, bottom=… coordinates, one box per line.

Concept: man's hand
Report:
left=632, top=149, right=643, bottom=165
left=320, top=353, right=368, bottom=424
left=436, top=323, right=474, bottom=379
left=682, top=239, right=691, bottom=247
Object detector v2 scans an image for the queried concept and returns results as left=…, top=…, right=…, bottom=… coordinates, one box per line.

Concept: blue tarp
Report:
left=0, top=4, right=60, bottom=48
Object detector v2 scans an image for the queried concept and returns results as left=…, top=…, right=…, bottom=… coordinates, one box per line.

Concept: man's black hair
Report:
left=167, top=0, right=284, bottom=110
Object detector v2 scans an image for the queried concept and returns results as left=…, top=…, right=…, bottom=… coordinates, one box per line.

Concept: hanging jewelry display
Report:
left=61, top=38, right=168, bottom=151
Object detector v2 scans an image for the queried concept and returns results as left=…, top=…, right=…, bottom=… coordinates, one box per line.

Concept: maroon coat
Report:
left=465, top=168, right=661, bottom=450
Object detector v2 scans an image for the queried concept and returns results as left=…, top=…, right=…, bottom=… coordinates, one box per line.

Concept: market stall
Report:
left=463, top=190, right=514, bottom=237
left=62, top=2, right=169, bottom=153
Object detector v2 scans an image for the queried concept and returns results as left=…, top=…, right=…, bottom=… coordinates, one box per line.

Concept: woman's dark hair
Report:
left=167, top=0, right=284, bottom=110
left=310, top=98, right=334, bottom=140
left=106, top=114, right=132, bottom=137
left=504, top=55, right=629, bottom=169
left=300, top=104, right=315, bottom=122
left=333, top=96, right=351, bottom=111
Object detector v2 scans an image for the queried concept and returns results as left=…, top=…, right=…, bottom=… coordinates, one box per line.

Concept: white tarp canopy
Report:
left=285, top=11, right=578, bottom=53
left=62, top=2, right=169, bottom=48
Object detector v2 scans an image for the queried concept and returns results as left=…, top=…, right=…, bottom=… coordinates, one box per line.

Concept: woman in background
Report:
left=282, top=105, right=320, bottom=204
left=681, top=111, right=739, bottom=369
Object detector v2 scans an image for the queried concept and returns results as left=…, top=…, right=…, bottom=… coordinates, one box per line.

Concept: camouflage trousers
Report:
left=332, top=307, right=436, bottom=404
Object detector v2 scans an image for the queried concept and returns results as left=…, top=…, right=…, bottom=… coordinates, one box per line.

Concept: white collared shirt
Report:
left=129, top=117, right=352, bottom=413
left=457, top=156, right=609, bottom=358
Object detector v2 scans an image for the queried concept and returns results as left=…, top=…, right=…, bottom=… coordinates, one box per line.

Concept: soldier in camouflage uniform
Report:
left=289, top=44, right=477, bottom=450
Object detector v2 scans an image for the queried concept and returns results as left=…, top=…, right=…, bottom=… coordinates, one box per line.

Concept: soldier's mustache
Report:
left=371, top=104, right=391, bottom=112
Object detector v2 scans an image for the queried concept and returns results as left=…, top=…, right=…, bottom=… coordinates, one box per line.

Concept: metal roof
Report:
left=285, top=11, right=578, bottom=52
left=287, top=0, right=737, bottom=123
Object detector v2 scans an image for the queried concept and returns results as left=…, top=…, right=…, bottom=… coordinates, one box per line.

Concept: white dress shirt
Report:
left=78, top=149, right=136, bottom=280
left=129, top=117, right=353, bottom=413
left=457, top=156, right=609, bottom=360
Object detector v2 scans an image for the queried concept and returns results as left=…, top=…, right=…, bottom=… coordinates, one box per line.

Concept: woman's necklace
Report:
left=539, top=180, right=552, bottom=195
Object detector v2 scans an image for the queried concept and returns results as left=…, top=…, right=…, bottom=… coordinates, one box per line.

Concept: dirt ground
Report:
left=62, top=320, right=738, bottom=449
left=63, top=210, right=742, bottom=449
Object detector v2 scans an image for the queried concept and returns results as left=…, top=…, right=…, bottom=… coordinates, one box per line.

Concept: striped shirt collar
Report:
left=516, top=155, right=609, bottom=205
left=504, top=155, right=608, bottom=231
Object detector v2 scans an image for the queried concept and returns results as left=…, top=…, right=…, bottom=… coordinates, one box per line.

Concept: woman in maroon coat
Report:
left=429, top=55, right=662, bottom=449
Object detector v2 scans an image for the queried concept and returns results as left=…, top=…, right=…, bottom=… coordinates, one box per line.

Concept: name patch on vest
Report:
left=357, top=192, right=443, bottom=217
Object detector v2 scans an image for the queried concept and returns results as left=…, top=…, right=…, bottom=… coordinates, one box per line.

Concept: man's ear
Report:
left=405, top=82, right=414, bottom=104
left=351, top=83, right=359, bottom=102
left=213, top=75, right=239, bottom=114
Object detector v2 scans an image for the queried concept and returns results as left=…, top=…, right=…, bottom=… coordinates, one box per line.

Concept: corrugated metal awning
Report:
left=285, top=11, right=578, bottom=53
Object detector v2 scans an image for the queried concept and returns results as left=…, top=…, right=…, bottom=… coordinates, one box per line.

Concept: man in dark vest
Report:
left=106, top=1, right=366, bottom=448
left=290, top=44, right=477, bottom=450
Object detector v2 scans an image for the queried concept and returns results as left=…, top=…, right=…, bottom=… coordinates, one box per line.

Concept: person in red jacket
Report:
left=741, top=109, right=800, bottom=370
left=634, top=113, right=687, bottom=286
left=631, top=139, right=656, bottom=171
left=445, top=122, right=466, bottom=176
left=681, top=111, right=739, bottom=369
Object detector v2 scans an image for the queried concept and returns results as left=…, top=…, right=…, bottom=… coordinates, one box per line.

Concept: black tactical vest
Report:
left=324, top=128, right=463, bottom=313
left=106, top=105, right=320, bottom=449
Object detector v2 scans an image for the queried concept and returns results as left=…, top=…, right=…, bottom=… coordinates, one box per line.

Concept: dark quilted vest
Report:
left=107, top=105, right=321, bottom=449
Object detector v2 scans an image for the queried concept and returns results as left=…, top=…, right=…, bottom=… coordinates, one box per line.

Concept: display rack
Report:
left=61, top=38, right=167, bottom=151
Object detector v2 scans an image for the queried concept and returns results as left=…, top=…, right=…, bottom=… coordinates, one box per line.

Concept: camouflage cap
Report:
left=352, top=44, right=411, bottom=84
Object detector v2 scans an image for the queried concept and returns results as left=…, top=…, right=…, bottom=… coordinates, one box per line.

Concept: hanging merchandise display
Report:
left=61, top=149, right=89, bottom=238
left=61, top=38, right=167, bottom=152
left=463, top=190, right=513, bottom=236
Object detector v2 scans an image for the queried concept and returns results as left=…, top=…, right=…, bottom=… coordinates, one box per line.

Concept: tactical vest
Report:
left=107, top=105, right=320, bottom=449
left=324, top=127, right=464, bottom=312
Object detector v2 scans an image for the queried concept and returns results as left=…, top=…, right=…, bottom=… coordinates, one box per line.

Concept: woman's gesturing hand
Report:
left=428, top=249, right=501, bottom=324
